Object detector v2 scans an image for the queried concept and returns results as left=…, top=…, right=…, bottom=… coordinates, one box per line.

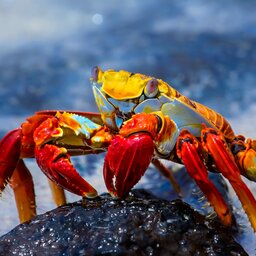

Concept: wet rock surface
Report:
left=0, top=190, right=247, bottom=256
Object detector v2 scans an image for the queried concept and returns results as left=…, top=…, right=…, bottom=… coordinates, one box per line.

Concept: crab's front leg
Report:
left=34, top=112, right=113, bottom=198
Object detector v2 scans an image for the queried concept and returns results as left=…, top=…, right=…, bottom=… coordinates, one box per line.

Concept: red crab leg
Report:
left=0, top=128, right=38, bottom=222
left=201, top=127, right=256, bottom=231
left=177, top=129, right=232, bottom=226
left=35, top=144, right=98, bottom=198
left=9, top=160, right=36, bottom=222
left=0, top=128, right=22, bottom=190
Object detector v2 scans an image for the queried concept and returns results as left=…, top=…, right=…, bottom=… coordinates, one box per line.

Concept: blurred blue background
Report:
left=0, top=0, right=256, bottom=254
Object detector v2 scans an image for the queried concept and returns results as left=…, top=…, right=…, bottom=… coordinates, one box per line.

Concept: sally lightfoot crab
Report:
left=1, top=67, right=256, bottom=231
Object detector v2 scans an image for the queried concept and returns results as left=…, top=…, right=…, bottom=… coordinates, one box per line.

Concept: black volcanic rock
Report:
left=0, top=190, right=247, bottom=256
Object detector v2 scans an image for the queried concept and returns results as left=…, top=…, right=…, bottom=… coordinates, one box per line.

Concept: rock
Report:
left=0, top=190, right=247, bottom=256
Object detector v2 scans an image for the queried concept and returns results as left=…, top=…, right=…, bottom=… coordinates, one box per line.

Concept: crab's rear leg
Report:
left=48, top=179, right=67, bottom=206
left=201, top=127, right=256, bottom=231
left=0, top=129, right=22, bottom=191
left=0, top=128, right=37, bottom=222
left=151, top=158, right=182, bottom=196
left=176, top=130, right=232, bottom=226
left=231, top=136, right=256, bottom=182
left=9, top=160, right=36, bottom=222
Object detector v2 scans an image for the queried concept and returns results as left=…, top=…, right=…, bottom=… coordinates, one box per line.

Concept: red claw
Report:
left=35, top=144, right=98, bottom=198
left=103, top=133, right=154, bottom=198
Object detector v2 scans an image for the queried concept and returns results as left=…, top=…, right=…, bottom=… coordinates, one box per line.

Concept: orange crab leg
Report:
left=151, top=158, right=182, bottom=196
left=177, top=130, right=232, bottom=226
left=35, top=144, right=98, bottom=198
left=202, top=127, right=256, bottom=231
left=9, top=160, right=36, bottom=222
left=48, top=179, right=67, bottom=206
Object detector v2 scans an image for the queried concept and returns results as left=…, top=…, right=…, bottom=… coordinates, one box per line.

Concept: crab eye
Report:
left=91, top=66, right=99, bottom=81
left=144, top=79, right=158, bottom=98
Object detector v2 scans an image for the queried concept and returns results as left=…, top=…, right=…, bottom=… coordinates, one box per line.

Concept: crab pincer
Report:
left=104, top=133, right=154, bottom=198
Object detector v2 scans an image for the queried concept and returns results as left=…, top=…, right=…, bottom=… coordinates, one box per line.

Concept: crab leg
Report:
left=201, top=127, right=256, bottom=231
left=48, top=179, right=66, bottom=206
left=177, top=129, right=232, bottom=226
left=0, top=128, right=37, bottom=222
left=9, top=160, right=36, bottom=222
left=231, top=136, right=256, bottom=181
left=151, top=158, right=182, bottom=196
left=0, top=128, right=22, bottom=191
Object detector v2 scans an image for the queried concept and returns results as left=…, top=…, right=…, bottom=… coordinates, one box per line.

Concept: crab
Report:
left=1, top=67, right=256, bottom=231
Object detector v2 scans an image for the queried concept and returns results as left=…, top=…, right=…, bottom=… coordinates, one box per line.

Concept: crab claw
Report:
left=35, top=144, right=98, bottom=198
left=104, top=133, right=154, bottom=198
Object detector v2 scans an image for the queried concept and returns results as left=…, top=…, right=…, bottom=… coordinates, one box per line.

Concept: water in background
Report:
left=0, top=0, right=256, bottom=254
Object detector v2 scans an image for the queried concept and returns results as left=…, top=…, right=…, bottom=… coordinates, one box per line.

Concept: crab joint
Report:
left=119, top=112, right=162, bottom=139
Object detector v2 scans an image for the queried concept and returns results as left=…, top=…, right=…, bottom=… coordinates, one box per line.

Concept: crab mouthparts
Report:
left=116, top=110, right=132, bottom=121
